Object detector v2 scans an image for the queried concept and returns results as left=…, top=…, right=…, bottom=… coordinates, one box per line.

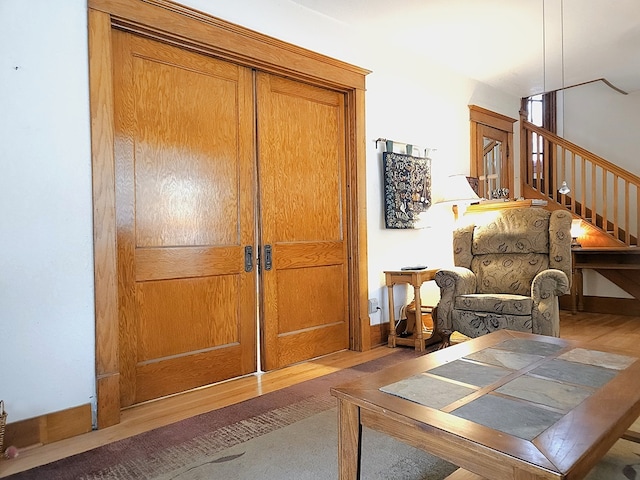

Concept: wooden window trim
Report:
left=89, top=0, right=370, bottom=429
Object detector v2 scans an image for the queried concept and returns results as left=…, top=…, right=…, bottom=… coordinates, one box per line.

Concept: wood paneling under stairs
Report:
left=569, top=247, right=640, bottom=312
left=2, top=310, right=640, bottom=478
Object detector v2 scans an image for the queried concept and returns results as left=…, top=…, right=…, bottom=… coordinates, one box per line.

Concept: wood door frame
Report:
left=469, top=105, right=517, bottom=197
left=88, top=0, right=371, bottom=428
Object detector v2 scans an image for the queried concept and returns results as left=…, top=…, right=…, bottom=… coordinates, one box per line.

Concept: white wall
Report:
left=564, top=83, right=640, bottom=177
left=0, top=0, right=96, bottom=423
left=0, top=0, right=520, bottom=422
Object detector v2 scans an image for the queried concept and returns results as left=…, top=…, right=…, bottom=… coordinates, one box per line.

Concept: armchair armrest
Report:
left=531, top=269, right=570, bottom=336
left=434, top=267, right=476, bottom=334
left=531, top=269, right=570, bottom=300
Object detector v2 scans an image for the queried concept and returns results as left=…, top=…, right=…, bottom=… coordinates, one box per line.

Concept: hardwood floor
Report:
left=1, top=310, right=639, bottom=477
left=559, top=310, right=640, bottom=353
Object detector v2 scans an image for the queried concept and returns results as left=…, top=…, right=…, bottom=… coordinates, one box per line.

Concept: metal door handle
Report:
left=264, top=244, right=272, bottom=271
left=244, top=245, right=253, bottom=272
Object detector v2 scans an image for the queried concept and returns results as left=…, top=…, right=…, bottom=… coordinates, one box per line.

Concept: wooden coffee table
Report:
left=331, top=330, right=640, bottom=480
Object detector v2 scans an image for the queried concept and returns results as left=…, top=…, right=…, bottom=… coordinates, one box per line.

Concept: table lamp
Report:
left=571, top=218, right=584, bottom=247
left=431, top=174, right=480, bottom=219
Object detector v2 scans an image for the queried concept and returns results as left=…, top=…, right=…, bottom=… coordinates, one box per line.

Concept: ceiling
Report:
left=289, top=0, right=640, bottom=97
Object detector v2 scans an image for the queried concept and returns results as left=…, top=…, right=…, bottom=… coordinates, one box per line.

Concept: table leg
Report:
left=576, top=267, right=584, bottom=312
left=387, top=284, right=397, bottom=347
left=413, top=284, right=425, bottom=352
left=337, top=399, right=362, bottom=480
left=571, top=267, right=578, bottom=315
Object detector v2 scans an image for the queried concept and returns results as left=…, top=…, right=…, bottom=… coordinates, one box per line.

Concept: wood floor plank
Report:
left=444, top=468, right=486, bottom=480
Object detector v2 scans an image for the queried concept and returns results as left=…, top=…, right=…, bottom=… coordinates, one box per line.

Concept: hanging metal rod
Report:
left=533, top=77, right=628, bottom=97
left=374, top=138, right=435, bottom=158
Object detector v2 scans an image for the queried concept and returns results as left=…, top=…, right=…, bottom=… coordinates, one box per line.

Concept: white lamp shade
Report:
left=431, top=174, right=480, bottom=205
left=570, top=219, right=583, bottom=238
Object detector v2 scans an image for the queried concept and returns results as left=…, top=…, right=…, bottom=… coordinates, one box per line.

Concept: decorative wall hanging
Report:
left=383, top=152, right=431, bottom=229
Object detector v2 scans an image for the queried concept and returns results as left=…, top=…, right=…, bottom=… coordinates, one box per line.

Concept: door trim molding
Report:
left=88, top=0, right=370, bottom=428
left=469, top=105, right=517, bottom=198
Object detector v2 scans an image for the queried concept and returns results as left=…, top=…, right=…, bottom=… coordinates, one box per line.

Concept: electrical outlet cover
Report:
left=368, top=298, right=379, bottom=314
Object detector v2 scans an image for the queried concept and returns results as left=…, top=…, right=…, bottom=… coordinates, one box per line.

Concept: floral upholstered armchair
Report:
left=434, top=208, right=572, bottom=347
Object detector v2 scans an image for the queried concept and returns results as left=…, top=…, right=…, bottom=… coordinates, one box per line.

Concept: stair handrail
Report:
left=521, top=119, right=640, bottom=185
left=520, top=116, right=640, bottom=247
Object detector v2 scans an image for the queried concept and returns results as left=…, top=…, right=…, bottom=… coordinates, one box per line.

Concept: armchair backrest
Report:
left=452, top=208, right=572, bottom=295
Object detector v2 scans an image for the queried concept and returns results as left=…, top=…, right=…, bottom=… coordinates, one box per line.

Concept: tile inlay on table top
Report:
left=558, top=347, right=636, bottom=370
left=451, top=394, right=564, bottom=440
left=463, top=348, right=544, bottom=370
left=495, top=375, right=592, bottom=412
left=379, top=373, right=476, bottom=409
left=426, top=359, right=512, bottom=387
left=529, top=358, right=619, bottom=388
left=380, top=338, right=638, bottom=440
left=491, top=338, right=565, bottom=356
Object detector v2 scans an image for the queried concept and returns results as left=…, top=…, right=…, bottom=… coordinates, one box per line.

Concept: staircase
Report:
left=519, top=116, right=640, bottom=306
left=520, top=117, right=640, bottom=247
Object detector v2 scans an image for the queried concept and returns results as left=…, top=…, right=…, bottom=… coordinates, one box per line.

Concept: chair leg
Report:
left=438, top=331, right=453, bottom=349
left=431, top=306, right=452, bottom=349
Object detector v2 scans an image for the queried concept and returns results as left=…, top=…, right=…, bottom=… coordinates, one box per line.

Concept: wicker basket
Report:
left=0, top=400, right=6, bottom=454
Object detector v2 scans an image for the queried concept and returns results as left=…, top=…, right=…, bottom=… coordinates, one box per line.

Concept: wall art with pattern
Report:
left=383, top=152, right=431, bottom=229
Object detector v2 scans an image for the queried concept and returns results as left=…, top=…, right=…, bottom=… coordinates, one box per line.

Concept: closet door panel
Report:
left=113, top=31, right=257, bottom=406
left=275, top=265, right=345, bottom=332
left=257, top=73, right=350, bottom=370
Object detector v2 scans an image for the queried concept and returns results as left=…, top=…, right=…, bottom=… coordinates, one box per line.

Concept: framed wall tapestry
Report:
left=383, top=152, right=431, bottom=229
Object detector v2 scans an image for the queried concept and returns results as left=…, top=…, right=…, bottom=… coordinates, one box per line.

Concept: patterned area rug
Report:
left=4, top=349, right=455, bottom=480
left=4, top=346, right=640, bottom=480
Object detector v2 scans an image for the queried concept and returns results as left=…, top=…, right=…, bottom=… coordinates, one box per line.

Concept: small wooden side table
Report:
left=385, top=268, right=441, bottom=351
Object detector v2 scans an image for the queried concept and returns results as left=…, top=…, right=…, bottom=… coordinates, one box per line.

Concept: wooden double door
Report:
left=113, top=31, right=350, bottom=407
